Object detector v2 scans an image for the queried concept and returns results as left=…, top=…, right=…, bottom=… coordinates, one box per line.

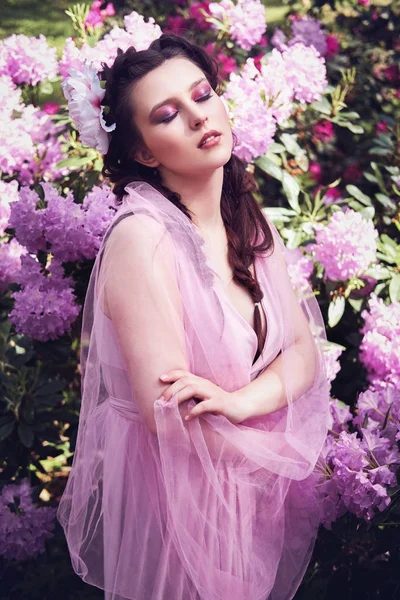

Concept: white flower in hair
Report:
left=62, top=63, right=115, bottom=154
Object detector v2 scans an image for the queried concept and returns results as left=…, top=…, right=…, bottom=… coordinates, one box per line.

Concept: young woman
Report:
left=57, top=33, right=331, bottom=600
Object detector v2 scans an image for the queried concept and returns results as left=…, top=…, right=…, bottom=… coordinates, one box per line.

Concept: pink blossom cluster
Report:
left=0, top=74, right=66, bottom=184
left=0, top=34, right=58, bottom=86
left=84, top=0, right=115, bottom=30
left=9, top=255, right=81, bottom=341
left=316, top=387, right=400, bottom=527
left=208, top=0, right=267, bottom=52
left=223, top=59, right=276, bottom=162
left=322, top=343, right=344, bottom=389
left=223, top=44, right=327, bottom=161
left=0, top=179, right=19, bottom=237
left=285, top=246, right=314, bottom=295
left=310, top=209, right=378, bottom=281
left=0, top=478, right=57, bottom=561
left=359, top=294, right=400, bottom=390
left=8, top=183, right=116, bottom=262
left=60, top=10, right=162, bottom=77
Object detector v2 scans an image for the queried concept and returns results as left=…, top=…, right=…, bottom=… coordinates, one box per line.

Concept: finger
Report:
left=162, top=379, right=193, bottom=403
left=159, top=369, right=193, bottom=382
left=184, top=399, right=219, bottom=421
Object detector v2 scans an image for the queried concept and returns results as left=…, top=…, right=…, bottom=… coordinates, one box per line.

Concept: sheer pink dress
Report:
left=57, top=181, right=331, bottom=600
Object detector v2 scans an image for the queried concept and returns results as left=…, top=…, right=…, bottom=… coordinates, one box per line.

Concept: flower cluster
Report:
left=209, top=0, right=267, bottom=52
left=285, top=246, right=314, bottom=295
left=309, top=209, right=378, bottom=281
left=0, top=34, right=58, bottom=86
left=84, top=0, right=115, bottom=30
left=60, top=10, right=162, bottom=77
left=322, top=343, right=344, bottom=389
left=223, top=43, right=327, bottom=161
left=359, top=294, right=400, bottom=390
left=0, top=478, right=57, bottom=561
left=316, top=386, right=400, bottom=528
left=4, top=183, right=115, bottom=339
left=0, top=74, right=66, bottom=184
left=271, top=15, right=340, bottom=60
left=9, top=182, right=116, bottom=261
left=8, top=255, right=81, bottom=342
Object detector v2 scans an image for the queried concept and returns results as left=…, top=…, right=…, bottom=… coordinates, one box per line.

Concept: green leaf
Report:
left=339, top=122, right=364, bottom=134
left=348, top=297, right=363, bottom=312
left=282, top=171, right=301, bottom=213
left=18, top=423, right=34, bottom=448
left=364, top=172, right=378, bottom=184
left=262, top=207, right=297, bottom=221
left=345, top=185, right=372, bottom=205
left=310, top=97, right=331, bottom=115
left=359, top=206, right=375, bottom=220
left=375, top=193, right=397, bottom=210
left=39, top=81, right=54, bottom=95
left=255, top=155, right=283, bottom=181
left=0, top=420, right=15, bottom=441
left=280, top=133, right=302, bottom=156
left=389, top=273, right=400, bottom=303
left=268, top=142, right=285, bottom=154
left=328, top=296, right=345, bottom=328
left=56, top=156, right=94, bottom=170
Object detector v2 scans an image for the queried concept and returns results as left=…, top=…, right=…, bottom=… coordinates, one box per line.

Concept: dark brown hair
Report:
left=100, top=33, right=274, bottom=359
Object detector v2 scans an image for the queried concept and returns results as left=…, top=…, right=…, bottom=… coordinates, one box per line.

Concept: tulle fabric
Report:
left=57, top=181, right=331, bottom=600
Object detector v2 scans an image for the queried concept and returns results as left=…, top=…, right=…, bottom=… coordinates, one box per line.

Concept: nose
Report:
left=191, top=113, right=208, bottom=129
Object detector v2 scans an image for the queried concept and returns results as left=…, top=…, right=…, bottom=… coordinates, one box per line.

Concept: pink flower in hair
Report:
left=62, top=63, right=115, bottom=154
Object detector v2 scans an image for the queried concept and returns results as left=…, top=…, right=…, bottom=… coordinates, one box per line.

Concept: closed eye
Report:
left=161, top=92, right=213, bottom=124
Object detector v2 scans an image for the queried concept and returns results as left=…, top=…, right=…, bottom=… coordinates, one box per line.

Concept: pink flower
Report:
left=189, top=2, right=213, bottom=31
left=62, top=63, right=114, bottom=154
left=376, top=120, right=389, bottom=135
left=343, top=162, right=362, bottom=182
left=325, top=34, right=340, bottom=59
left=322, top=187, right=342, bottom=206
left=164, top=15, right=188, bottom=35
left=384, top=65, right=400, bottom=84
left=309, top=162, right=323, bottom=182
left=313, top=120, right=334, bottom=142
left=84, top=1, right=115, bottom=30
left=43, top=102, right=60, bottom=115
left=358, top=0, right=370, bottom=5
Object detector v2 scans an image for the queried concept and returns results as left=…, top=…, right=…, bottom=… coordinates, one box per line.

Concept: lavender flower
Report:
left=290, top=16, right=327, bottom=57
left=0, top=478, right=57, bottom=561
left=315, top=387, right=400, bottom=527
left=9, top=255, right=80, bottom=342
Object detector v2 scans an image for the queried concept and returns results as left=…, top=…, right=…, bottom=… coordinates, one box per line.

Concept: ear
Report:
left=135, top=146, right=160, bottom=169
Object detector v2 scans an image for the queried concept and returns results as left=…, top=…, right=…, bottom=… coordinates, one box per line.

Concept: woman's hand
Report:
left=159, top=370, right=247, bottom=425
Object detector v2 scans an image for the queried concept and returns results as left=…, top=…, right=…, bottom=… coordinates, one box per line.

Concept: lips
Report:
left=198, top=130, right=222, bottom=148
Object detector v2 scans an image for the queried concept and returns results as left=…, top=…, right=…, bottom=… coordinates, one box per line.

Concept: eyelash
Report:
left=160, top=92, right=213, bottom=124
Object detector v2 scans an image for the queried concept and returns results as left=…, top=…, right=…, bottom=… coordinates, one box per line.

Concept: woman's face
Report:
left=131, top=56, right=233, bottom=179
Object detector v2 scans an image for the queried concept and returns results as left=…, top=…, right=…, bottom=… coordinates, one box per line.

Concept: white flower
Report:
left=62, top=63, right=114, bottom=154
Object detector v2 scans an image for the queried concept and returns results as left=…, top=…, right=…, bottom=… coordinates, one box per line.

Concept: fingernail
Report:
left=160, top=373, right=168, bottom=380
left=157, top=395, right=165, bottom=402
left=184, top=415, right=190, bottom=421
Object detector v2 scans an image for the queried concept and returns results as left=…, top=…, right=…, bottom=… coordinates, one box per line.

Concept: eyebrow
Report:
left=149, top=77, right=208, bottom=119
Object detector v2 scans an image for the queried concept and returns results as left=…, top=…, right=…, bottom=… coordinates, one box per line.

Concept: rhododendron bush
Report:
left=0, top=0, right=399, bottom=597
